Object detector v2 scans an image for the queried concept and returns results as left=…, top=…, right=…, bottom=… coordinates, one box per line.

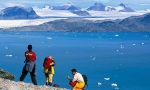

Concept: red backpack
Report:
left=25, top=51, right=36, bottom=61
left=69, top=81, right=77, bottom=87
left=43, top=56, right=53, bottom=69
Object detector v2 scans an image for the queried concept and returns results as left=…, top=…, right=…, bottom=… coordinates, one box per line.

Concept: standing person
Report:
left=43, top=56, right=55, bottom=86
left=67, top=69, right=85, bottom=90
left=19, top=44, right=37, bottom=85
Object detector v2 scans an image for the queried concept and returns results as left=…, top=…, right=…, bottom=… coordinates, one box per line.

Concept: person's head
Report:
left=27, top=44, right=32, bottom=51
left=71, top=69, right=77, bottom=75
left=47, top=56, right=53, bottom=60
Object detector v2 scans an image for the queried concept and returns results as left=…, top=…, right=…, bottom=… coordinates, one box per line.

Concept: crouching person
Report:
left=67, top=69, right=85, bottom=90
left=43, top=56, right=55, bottom=86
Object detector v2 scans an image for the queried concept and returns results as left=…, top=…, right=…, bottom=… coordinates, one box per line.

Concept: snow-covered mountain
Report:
left=50, top=4, right=91, bottom=16
left=71, top=10, right=90, bottom=16
left=105, top=6, right=116, bottom=11
left=0, top=3, right=148, bottom=28
left=34, top=3, right=135, bottom=17
left=51, top=4, right=80, bottom=11
left=34, top=6, right=78, bottom=17
left=87, top=2, right=134, bottom=12
left=0, top=6, right=39, bottom=19
left=34, top=5, right=90, bottom=17
left=115, top=3, right=135, bottom=12
left=0, top=3, right=137, bottom=20
left=87, top=2, right=106, bottom=11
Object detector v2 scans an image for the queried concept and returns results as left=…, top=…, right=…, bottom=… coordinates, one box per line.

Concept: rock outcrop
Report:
left=0, top=69, right=67, bottom=90
left=0, top=78, right=67, bottom=90
left=0, top=69, right=14, bottom=80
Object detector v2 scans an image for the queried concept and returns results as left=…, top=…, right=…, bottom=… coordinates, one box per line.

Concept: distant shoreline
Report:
left=0, top=12, right=150, bottom=32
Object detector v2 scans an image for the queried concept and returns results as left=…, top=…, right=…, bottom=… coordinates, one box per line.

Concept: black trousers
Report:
left=20, top=64, right=37, bottom=85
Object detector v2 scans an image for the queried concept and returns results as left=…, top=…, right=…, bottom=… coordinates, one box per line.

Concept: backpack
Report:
left=43, top=57, right=52, bottom=69
left=25, top=51, right=36, bottom=61
left=69, top=81, right=77, bottom=87
left=43, top=56, right=55, bottom=69
left=82, top=74, right=88, bottom=86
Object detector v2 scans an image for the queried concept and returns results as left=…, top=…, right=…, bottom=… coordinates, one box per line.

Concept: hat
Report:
left=47, top=56, right=53, bottom=60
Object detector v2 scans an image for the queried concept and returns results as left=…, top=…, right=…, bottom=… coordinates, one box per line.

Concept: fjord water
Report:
left=0, top=32, right=150, bottom=90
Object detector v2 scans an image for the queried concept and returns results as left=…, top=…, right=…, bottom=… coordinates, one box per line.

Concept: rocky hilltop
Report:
left=0, top=69, right=14, bottom=80
left=0, top=69, right=67, bottom=90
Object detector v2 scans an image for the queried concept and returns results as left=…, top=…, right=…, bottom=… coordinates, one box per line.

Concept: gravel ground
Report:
left=0, top=78, right=67, bottom=90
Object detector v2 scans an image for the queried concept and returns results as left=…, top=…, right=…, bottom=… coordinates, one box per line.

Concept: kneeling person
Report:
left=68, top=69, right=85, bottom=90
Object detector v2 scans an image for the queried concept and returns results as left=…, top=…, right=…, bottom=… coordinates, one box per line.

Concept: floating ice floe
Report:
left=5, top=54, right=13, bottom=57
left=47, top=37, right=53, bottom=40
left=104, top=77, right=110, bottom=81
left=114, top=34, right=119, bottom=37
left=132, top=43, right=136, bottom=46
left=119, top=52, right=124, bottom=55
left=91, top=46, right=96, bottom=49
left=144, top=35, right=148, bottom=38
left=92, top=57, right=96, bottom=61
left=111, top=83, right=118, bottom=87
left=90, top=56, right=96, bottom=61
left=15, top=33, right=20, bottom=35
left=4, top=46, right=9, bottom=50
left=116, top=49, right=119, bottom=52
left=97, top=82, right=102, bottom=86
left=41, top=42, right=45, bottom=44
left=114, top=87, right=120, bottom=90
left=120, top=45, right=124, bottom=49
left=141, top=42, right=145, bottom=45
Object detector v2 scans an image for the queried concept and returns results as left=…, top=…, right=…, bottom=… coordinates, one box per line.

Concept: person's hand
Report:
left=67, top=75, right=69, bottom=79
left=67, top=75, right=71, bottom=80
left=24, top=60, right=27, bottom=63
left=43, top=68, right=45, bottom=73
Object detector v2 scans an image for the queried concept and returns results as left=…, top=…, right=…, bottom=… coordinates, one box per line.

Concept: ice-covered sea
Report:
left=0, top=32, right=150, bottom=90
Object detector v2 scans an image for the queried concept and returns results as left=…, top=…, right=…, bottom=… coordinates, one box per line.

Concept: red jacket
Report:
left=25, top=51, right=36, bottom=62
left=43, top=56, right=54, bottom=69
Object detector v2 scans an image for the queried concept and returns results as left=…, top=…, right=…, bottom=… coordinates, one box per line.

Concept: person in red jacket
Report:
left=43, top=56, right=55, bottom=86
left=19, top=44, right=37, bottom=85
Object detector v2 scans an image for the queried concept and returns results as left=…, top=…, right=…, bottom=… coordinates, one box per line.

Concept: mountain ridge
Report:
left=0, top=6, right=39, bottom=19
left=43, top=2, right=135, bottom=12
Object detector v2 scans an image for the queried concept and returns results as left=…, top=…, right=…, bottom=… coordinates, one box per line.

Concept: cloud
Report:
left=140, top=3, right=150, bottom=6
left=4, top=2, right=26, bottom=7
left=94, top=0, right=110, bottom=3
left=71, top=0, right=110, bottom=3
left=49, top=0, right=110, bottom=4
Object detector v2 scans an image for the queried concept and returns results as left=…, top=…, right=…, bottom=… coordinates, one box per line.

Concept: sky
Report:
left=0, top=0, right=150, bottom=10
